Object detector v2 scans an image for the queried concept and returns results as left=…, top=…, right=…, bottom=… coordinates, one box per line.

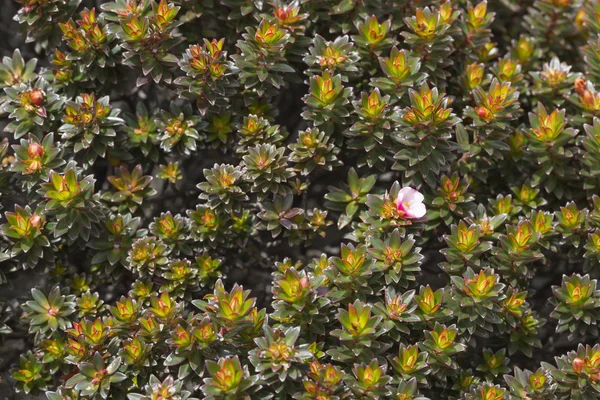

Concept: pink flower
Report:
left=395, top=187, right=426, bottom=219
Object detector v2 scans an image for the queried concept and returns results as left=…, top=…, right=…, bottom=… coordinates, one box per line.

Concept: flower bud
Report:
left=583, top=89, right=595, bottom=107
left=1, top=156, right=15, bottom=168
left=477, top=106, right=491, bottom=120
left=55, top=69, right=72, bottom=82
left=574, top=78, right=587, bottom=95
left=572, top=357, right=584, bottom=373
left=26, top=159, right=43, bottom=174
left=29, top=89, right=45, bottom=107
left=274, top=7, right=289, bottom=21
left=29, top=214, right=42, bottom=228
left=27, top=142, right=45, bottom=158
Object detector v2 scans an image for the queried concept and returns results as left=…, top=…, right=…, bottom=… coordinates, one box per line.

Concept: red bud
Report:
left=477, top=106, right=490, bottom=120
left=29, top=89, right=45, bottom=107
left=583, top=90, right=594, bottom=106
left=274, top=7, right=288, bottom=20
left=27, top=142, right=45, bottom=158
left=572, top=357, right=584, bottom=373
left=299, top=276, right=309, bottom=288
left=574, top=78, right=586, bottom=95
left=29, top=214, right=42, bottom=228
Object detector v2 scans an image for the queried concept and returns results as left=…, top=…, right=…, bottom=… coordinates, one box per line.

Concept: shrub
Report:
left=3, top=0, right=600, bottom=399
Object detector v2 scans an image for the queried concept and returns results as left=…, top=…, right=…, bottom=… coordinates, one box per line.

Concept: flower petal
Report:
left=408, top=190, right=424, bottom=204
left=398, top=187, right=415, bottom=203
left=395, top=189, right=407, bottom=205
left=407, top=203, right=426, bottom=219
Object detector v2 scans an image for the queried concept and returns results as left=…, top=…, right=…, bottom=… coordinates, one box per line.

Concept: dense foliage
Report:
left=5, top=0, right=600, bottom=398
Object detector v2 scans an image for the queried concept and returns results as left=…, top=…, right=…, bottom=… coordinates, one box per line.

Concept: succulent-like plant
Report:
left=21, top=287, right=76, bottom=335
left=4, top=2, right=600, bottom=400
